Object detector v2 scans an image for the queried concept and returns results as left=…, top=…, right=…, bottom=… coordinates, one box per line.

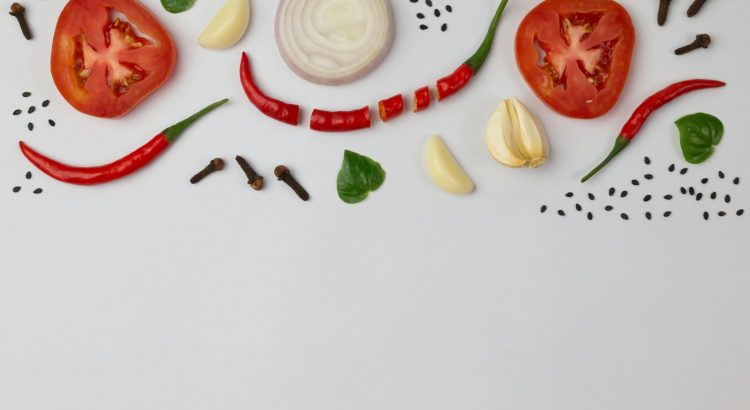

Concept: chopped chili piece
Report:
left=414, top=86, right=431, bottom=112
left=378, top=94, right=404, bottom=122
left=310, top=106, right=371, bottom=132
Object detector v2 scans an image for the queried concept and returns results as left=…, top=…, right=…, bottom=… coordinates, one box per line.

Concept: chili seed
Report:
left=632, top=179, right=640, bottom=186
left=22, top=92, right=31, bottom=97
left=587, top=212, right=594, bottom=221
left=441, top=23, right=448, bottom=32
left=646, top=212, right=653, bottom=220
left=609, top=187, right=616, bottom=196
left=621, top=213, right=630, bottom=220
left=33, top=188, right=42, bottom=194
left=620, top=191, right=628, bottom=198
left=13, top=109, right=22, bottom=116
left=25, top=171, right=32, bottom=179
left=701, top=178, right=709, bottom=184
left=669, top=164, right=676, bottom=172
left=680, top=168, right=689, bottom=175
left=644, top=195, right=652, bottom=202
left=42, top=100, right=50, bottom=107
left=557, top=210, right=566, bottom=216
left=565, top=192, right=574, bottom=198
left=644, top=174, right=654, bottom=180
left=540, top=205, right=548, bottom=213
left=711, top=192, right=717, bottom=200
left=696, top=193, right=703, bottom=201
left=664, top=195, right=673, bottom=200
left=725, top=195, right=731, bottom=204
left=48, top=119, right=56, bottom=127
left=605, top=205, right=614, bottom=212
left=12, top=186, right=21, bottom=193
left=738, top=210, right=745, bottom=216
left=718, top=211, right=727, bottom=217
left=718, top=171, right=725, bottom=179
left=575, top=203, right=583, bottom=212
left=703, top=212, right=709, bottom=221
left=644, top=156, right=651, bottom=165
left=734, top=177, right=741, bottom=185
left=680, top=187, right=687, bottom=195
left=664, top=211, right=673, bottom=218
left=588, top=193, right=595, bottom=201
left=27, top=122, right=33, bottom=131
left=28, top=106, right=35, bottom=114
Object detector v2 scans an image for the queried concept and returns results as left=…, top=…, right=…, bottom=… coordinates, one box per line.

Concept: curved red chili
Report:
left=310, top=106, right=371, bottom=132
left=582, top=79, right=726, bottom=183
left=19, top=99, right=228, bottom=185
left=378, top=94, right=404, bottom=122
left=240, top=52, right=300, bottom=126
left=413, top=86, right=431, bottom=112
left=436, top=0, right=509, bottom=101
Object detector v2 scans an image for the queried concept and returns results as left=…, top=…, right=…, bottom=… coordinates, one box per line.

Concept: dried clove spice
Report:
left=190, top=158, right=224, bottom=184
left=658, top=0, right=673, bottom=26
left=675, top=34, right=711, bottom=55
left=275, top=165, right=309, bottom=201
left=235, top=155, right=264, bottom=191
left=9, top=3, right=32, bottom=40
left=687, top=0, right=708, bottom=17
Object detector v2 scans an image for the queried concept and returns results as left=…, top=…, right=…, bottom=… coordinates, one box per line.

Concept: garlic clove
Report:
left=485, top=100, right=527, bottom=168
left=199, top=0, right=251, bottom=50
left=510, top=97, right=548, bottom=168
left=426, top=135, right=475, bottom=195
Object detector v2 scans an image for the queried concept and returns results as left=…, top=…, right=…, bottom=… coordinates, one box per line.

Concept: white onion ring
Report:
left=275, top=0, right=395, bottom=85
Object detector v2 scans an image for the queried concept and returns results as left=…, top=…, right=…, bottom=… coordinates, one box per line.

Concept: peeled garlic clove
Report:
left=199, top=0, right=250, bottom=50
left=426, top=135, right=475, bottom=195
left=485, top=100, right=527, bottom=168
left=509, top=97, right=548, bottom=168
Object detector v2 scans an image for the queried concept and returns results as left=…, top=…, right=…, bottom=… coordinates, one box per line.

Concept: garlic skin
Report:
left=485, top=97, right=549, bottom=168
left=426, top=135, right=475, bottom=195
left=199, top=0, right=250, bottom=50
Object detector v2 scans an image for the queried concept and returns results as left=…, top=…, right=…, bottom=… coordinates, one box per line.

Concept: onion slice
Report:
left=275, top=0, right=395, bottom=85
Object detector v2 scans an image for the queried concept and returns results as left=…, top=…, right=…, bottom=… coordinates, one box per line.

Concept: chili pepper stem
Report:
left=465, top=0, right=509, bottom=72
left=163, top=98, right=229, bottom=142
left=581, top=136, right=630, bottom=183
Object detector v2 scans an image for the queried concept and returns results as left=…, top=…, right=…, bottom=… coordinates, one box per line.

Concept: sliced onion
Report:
left=275, top=0, right=395, bottom=85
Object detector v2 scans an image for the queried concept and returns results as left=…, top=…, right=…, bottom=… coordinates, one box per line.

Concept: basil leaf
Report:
left=161, top=0, right=196, bottom=14
left=676, top=113, right=724, bottom=164
left=337, top=150, right=386, bottom=204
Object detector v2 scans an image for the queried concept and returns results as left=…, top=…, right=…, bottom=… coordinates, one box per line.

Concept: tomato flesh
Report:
left=52, top=0, right=177, bottom=118
left=516, top=0, right=635, bottom=119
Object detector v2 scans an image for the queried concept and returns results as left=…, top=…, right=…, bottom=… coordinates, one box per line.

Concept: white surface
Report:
left=1, top=1, right=749, bottom=409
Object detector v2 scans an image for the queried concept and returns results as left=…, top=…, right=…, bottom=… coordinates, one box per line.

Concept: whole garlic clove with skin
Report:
left=486, top=97, right=549, bottom=168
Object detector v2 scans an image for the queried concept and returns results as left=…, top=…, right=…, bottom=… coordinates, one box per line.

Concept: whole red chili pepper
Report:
left=581, top=79, right=726, bottom=182
left=436, top=0, right=508, bottom=101
left=378, top=94, right=404, bottom=122
left=310, top=106, right=371, bottom=132
left=19, top=99, right=228, bottom=185
left=413, top=86, right=431, bottom=113
left=240, top=52, right=300, bottom=126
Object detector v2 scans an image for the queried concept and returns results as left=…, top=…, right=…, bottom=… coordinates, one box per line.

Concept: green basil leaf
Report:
left=161, top=0, right=196, bottom=14
left=337, top=150, right=386, bottom=204
left=676, top=113, right=724, bottom=165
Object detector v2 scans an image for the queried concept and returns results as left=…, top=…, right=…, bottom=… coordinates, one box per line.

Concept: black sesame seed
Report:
left=725, top=195, right=731, bottom=204
left=646, top=212, right=653, bottom=220
left=557, top=210, right=566, bottom=216
left=13, top=109, right=22, bottom=116
left=738, top=210, right=745, bottom=216
left=718, top=211, right=727, bottom=217
left=664, top=194, right=673, bottom=200
left=416, top=12, right=425, bottom=18
left=632, top=179, right=640, bottom=186
left=609, top=187, right=616, bottom=196
left=643, top=195, right=652, bottom=202
left=664, top=211, right=672, bottom=218
left=689, top=187, right=695, bottom=196
left=575, top=203, right=583, bottom=212
left=644, top=156, right=651, bottom=165
left=621, top=213, right=630, bottom=220
left=644, top=174, right=654, bottom=180
left=587, top=212, right=594, bottom=221
left=565, top=192, right=574, bottom=198
left=440, top=23, right=448, bottom=32
left=588, top=193, right=595, bottom=201
left=419, top=24, right=428, bottom=30
left=605, top=205, right=614, bottom=211
left=620, top=191, right=628, bottom=198
left=33, top=188, right=42, bottom=194
left=410, top=0, right=417, bottom=3
left=25, top=171, right=32, bottom=179
left=425, top=0, right=433, bottom=6
left=446, top=5, right=452, bottom=12
left=701, top=178, right=709, bottom=184
left=540, top=205, right=548, bottom=213
left=696, top=193, right=703, bottom=201
left=27, top=122, right=34, bottom=131
left=48, top=119, right=56, bottom=127
left=703, top=212, right=709, bottom=221
left=22, top=92, right=31, bottom=97
left=669, top=164, right=676, bottom=172
left=711, top=192, right=717, bottom=200
left=734, top=177, right=740, bottom=185
left=434, top=9, right=441, bottom=17
left=12, top=186, right=21, bottom=193
left=719, top=171, right=725, bottom=179
left=680, top=168, right=688, bottom=175
left=28, top=106, right=36, bottom=114
left=42, top=100, right=50, bottom=107
left=680, top=187, right=687, bottom=195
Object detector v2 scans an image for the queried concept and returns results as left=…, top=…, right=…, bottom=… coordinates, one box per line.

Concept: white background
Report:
left=2, top=0, right=749, bottom=409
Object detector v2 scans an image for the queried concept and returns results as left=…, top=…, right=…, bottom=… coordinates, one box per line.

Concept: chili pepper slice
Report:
left=414, top=86, right=431, bottom=113
left=240, top=52, right=300, bottom=126
left=19, top=99, right=228, bottom=185
left=310, top=106, right=371, bottom=132
left=436, top=0, right=508, bottom=101
left=581, top=79, right=726, bottom=183
left=378, top=94, right=404, bottom=122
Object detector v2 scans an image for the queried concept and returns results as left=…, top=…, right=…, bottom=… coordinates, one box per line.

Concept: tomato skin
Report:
left=51, top=0, right=177, bottom=119
left=515, top=0, right=635, bottom=119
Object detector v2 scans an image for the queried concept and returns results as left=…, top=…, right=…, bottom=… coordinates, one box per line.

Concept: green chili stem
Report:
left=163, top=98, right=229, bottom=142
left=466, top=0, right=510, bottom=73
left=581, top=136, right=630, bottom=183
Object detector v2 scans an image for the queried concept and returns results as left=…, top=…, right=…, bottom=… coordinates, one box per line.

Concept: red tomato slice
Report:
left=515, top=0, right=635, bottom=119
left=51, top=0, right=177, bottom=118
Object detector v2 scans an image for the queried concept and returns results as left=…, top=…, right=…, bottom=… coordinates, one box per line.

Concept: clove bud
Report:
left=687, top=0, right=708, bottom=18
left=657, top=0, right=672, bottom=26
left=190, top=158, right=225, bottom=184
left=275, top=165, right=309, bottom=201
left=235, top=155, right=264, bottom=191
left=9, top=3, right=32, bottom=40
left=675, top=34, right=711, bottom=55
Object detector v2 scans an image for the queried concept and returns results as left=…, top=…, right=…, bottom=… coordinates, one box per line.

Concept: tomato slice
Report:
left=51, top=0, right=177, bottom=118
left=515, top=0, right=635, bottom=119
